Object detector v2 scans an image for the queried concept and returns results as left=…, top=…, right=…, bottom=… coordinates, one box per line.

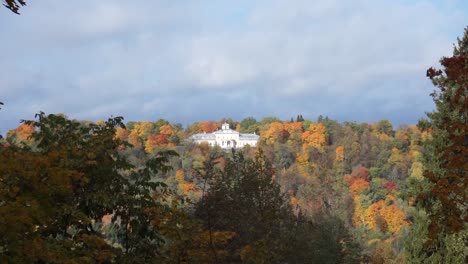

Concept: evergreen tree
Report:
left=407, top=27, right=468, bottom=262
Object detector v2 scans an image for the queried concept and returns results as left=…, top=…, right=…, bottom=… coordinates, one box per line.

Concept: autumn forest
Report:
left=1, top=1, right=467, bottom=263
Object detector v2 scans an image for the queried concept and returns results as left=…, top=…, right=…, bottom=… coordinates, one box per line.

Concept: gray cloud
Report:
left=0, top=0, right=466, bottom=134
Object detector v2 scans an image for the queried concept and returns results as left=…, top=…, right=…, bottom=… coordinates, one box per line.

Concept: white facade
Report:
left=192, top=123, right=259, bottom=149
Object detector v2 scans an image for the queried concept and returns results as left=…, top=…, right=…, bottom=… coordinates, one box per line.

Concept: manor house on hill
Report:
left=191, top=123, right=259, bottom=149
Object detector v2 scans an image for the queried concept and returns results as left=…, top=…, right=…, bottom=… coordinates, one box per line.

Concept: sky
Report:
left=0, top=0, right=467, bottom=133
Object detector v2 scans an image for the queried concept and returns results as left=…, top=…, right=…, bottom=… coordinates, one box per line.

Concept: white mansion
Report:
left=191, top=123, right=259, bottom=149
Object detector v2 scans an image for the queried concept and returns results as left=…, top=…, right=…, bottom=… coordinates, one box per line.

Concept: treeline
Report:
left=0, top=112, right=433, bottom=263
left=1, top=27, right=466, bottom=264
left=1, top=113, right=367, bottom=263
left=0, top=110, right=463, bottom=263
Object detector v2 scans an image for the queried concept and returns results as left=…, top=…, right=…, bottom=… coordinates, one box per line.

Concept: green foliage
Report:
left=374, top=120, right=394, bottom=136
left=239, top=117, right=257, bottom=133
left=195, top=150, right=292, bottom=261
left=412, top=27, right=468, bottom=257
left=404, top=27, right=468, bottom=263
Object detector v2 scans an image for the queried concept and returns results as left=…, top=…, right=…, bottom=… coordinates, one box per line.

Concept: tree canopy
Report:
left=2, top=0, right=26, bottom=14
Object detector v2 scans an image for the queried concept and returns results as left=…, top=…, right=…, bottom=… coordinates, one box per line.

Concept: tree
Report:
left=301, top=123, right=326, bottom=151
left=296, top=114, right=304, bottom=122
left=373, top=120, right=394, bottom=136
left=2, top=0, right=26, bottom=14
left=409, top=27, right=468, bottom=259
left=0, top=113, right=178, bottom=263
left=263, top=122, right=289, bottom=144
left=239, top=117, right=257, bottom=133
left=195, top=150, right=295, bottom=262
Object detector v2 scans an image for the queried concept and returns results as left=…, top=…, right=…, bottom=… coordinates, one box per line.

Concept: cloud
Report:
left=0, top=0, right=467, bottom=134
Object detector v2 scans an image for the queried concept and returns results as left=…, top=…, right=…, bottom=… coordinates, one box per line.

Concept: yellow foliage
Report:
left=296, top=151, right=309, bottom=166
left=387, top=148, right=404, bottom=166
left=364, top=200, right=408, bottom=234
left=378, top=133, right=391, bottom=142
left=132, top=122, right=155, bottom=139
left=95, top=120, right=106, bottom=126
left=381, top=205, right=408, bottom=234
left=368, top=238, right=380, bottom=245
left=409, top=161, right=424, bottom=180
left=353, top=196, right=365, bottom=227
left=262, top=122, right=286, bottom=144
left=175, top=170, right=185, bottom=182
left=364, top=200, right=385, bottom=230
left=409, top=150, right=422, bottom=161
left=302, top=123, right=326, bottom=150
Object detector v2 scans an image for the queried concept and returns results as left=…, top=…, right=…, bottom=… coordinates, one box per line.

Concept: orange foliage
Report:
left=14, top=124, right=35, bottom=141
left=175, top=170, right=185, bottom=182
left=159, top=124, right=175, bottom=136
left=395, top=130, right=409, bottom=141
left=349, top=178, right=370, bottom=196
left=262, top=122, right=288, bottom=144
left=386, top=194, right=396, bottom=202
left=199, top=122, right=217, bottom=133
left=145, top=134, right=168, bottom=153
left=114, top=127, right=129, bottom=141
left=301, top=123, right=326, bottom=150
left=128, top=132, right=142, bottom=150
left=101, top=214, right=112, bottom=227
left=179, top=182, right=196, bottom=193
left=285, top=122, right=303, bottom=134
left=289, top=191, right=298, bottom=208
left=335, top=146, right=345, bottom=162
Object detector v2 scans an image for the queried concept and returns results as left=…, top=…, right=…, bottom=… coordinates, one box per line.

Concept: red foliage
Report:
left=384, top=181, right=397, bottom=191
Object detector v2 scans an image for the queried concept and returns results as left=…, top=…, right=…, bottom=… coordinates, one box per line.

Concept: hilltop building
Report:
left=191, top=123, right=259, bottom=149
